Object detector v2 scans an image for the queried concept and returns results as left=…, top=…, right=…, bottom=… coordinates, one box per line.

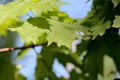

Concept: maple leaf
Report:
left=9, top=21, right=49, bottom=44
left=91, top=20, right=111, bottom=39
left=47, top=17, right=88, bottom=48
left=0, top=0, right=60, bottom=35
left=0, top=0, right=60, bottom=23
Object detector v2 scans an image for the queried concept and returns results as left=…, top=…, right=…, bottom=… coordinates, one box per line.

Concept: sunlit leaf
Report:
left=0, top=18, right=18, bottom=35
left=112, top=16, right=120, bottom=28
left=9, top=21, right=49, bottom=44
left=0, top=0, right=60, bottom=23
left=112, top=0, right=120, bottom=7
left=0, top=0, right=61, bottom=35
left=103, top=55, right=117, bottom=80
left=47, top=17, right=88, bottom=48
left=91, top=20, right=111, bottom=39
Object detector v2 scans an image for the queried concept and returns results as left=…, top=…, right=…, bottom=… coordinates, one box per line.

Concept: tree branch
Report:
left=0, top=42, right=47, bottom=53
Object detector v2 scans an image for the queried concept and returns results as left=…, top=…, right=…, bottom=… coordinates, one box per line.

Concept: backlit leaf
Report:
left=47, top=18, right=88, bottom=48
left=9, top=21, right=49, bottom=44
left=0, top=0, right=60, bottom=35
left=112, top=0, right=120, bottom=7
left=0, top=0, right=60, bottom=23
left=91, top=20, right=111, bottom=39
left=112, top=16, right=120, bottom=28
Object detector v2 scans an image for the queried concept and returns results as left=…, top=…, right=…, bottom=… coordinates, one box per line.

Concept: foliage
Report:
left=0, top=0, right=120, bottom=80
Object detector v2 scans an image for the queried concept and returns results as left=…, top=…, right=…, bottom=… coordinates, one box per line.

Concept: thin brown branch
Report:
left=0, top=42, right=47, bottom=53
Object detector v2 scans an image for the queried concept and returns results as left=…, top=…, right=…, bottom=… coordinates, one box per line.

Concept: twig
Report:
left=0, top=42, right=47, bottom=53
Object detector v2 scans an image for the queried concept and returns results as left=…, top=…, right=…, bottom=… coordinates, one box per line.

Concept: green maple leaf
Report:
left=0, top=0, right=60, bottom=23
left=0, top=0, right=60, bottom=35
left=91, top=20, right=111, bottom=39
left=47, top=17, right=88, bottom=48
left=9, top=21, right=49, bottom=44
left=112, top=16, right=120, bottom=28
left=0, top=18, right=18, bottom=35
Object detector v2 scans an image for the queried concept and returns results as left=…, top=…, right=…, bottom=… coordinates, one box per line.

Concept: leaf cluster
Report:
left=0, top=0, right=120, bottom=80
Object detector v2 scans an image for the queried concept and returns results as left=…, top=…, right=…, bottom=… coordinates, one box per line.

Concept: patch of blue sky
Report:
left=52, top=58, right=70, bottom=78
left=59, top=0, right=93, bottom=19
left=14, top=45, right=42, bottom=80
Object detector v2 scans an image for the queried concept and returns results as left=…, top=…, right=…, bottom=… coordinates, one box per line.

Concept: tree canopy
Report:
left=0, top=0, right=120, bottom=80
